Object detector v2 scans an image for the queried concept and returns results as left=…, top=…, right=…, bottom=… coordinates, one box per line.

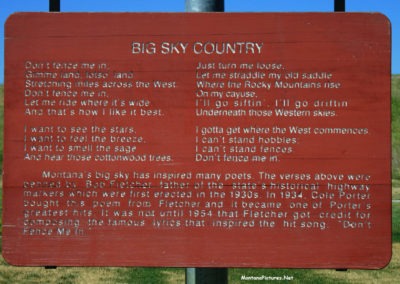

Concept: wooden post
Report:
left=186, top=0, right=224, bottom=12
left=334, top=0, right=345, bottom=12
left=49, top=0, right=60, bottom=12
left=335, top=0, right=347, bottom=272
left=184, top=0, right=227, bottom=280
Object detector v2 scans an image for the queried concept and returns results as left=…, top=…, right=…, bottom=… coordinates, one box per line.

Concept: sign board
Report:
left=3, top=13, right=391, bottom=268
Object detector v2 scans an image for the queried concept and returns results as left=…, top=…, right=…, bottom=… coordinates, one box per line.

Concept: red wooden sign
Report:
left=3, top=13, right=391, bottom=268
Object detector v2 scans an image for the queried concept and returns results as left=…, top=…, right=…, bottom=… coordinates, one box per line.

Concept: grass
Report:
left=393, top=187, right=400, bottom=200
left=0, top=262, right=185, bottom=284
left=393, top=203, right=400, bottom=243
left=230, top=204, right=400, bottom=284
left=0, top=76, right=399, bottom=283
left=392, top=75, right=400, bottom=181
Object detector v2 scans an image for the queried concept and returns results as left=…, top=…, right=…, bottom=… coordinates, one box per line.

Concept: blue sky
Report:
left=0, top=0, right=398, bottom=83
